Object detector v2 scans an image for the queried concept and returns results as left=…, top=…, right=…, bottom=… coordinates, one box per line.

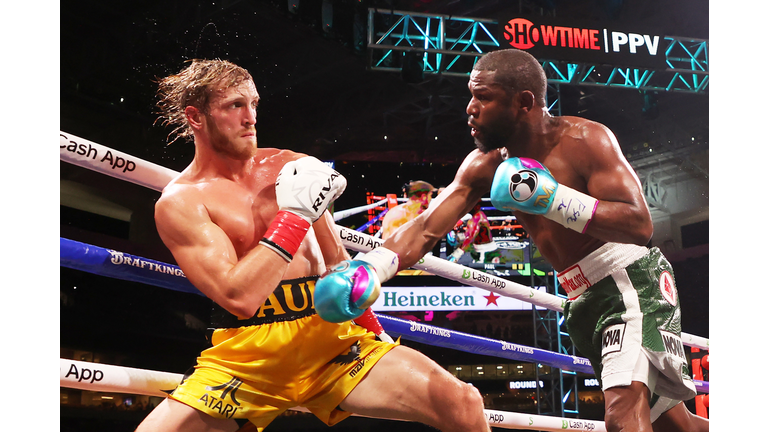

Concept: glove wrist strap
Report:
left=352, top=308, right=395, bottom=343
left=359, top=247, right=400, bottom=282
left=260, top=210, right=311, bottom=262
left=544, top=185, right=599, bottom=234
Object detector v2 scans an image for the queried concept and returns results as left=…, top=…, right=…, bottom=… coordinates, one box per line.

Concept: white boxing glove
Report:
left=260, top=156, right=346, bottom=262
left=275, top=156, right=347, bottom=223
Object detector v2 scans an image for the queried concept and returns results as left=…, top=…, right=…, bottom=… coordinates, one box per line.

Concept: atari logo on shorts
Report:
left=199, top=377, right=242, bottom=419
left=601, top=323, right=625, bottom=357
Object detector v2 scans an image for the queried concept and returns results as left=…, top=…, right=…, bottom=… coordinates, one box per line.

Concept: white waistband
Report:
left=557, top=242, right=649, bottom=300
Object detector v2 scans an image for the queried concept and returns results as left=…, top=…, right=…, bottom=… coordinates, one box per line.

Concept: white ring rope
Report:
left=61, top=358, right=183, bottom=398
left=488, top=216, right=517, bottom=221
left=59, top=130, right=710, bottom=351
left=333, top=198, right=389, bottom=221
left=60, top=359, right=607, bottom=431
left=60, top=132, right=177, bottom=192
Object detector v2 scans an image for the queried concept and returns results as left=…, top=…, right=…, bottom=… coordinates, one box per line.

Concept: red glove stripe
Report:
left=354, top=308, right=385, bottom=335
left=261, top=210, right=311, bottom=262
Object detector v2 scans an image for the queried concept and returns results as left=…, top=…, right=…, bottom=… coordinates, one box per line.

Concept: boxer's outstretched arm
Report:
left=382, top=149, right=501, bottom=270
left=314, top=210, right=352, bottom=270
left=313, top=149, right=501, bottom=324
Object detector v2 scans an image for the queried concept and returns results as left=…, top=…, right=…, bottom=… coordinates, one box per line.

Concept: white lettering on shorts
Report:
left=659, top=330, right=686, bottom=360
left=601, top=323, right=626, bottom=357
left=659, top=271, right=677, bottom=306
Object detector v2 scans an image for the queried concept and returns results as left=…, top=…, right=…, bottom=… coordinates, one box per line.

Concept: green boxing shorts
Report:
left=560, top=243, right=697, bottom=421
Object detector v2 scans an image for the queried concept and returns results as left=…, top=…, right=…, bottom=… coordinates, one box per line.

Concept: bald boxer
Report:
left=315, top=49, right=708, bottom=432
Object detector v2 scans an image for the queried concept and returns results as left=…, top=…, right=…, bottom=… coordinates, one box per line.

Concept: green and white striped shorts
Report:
left=560, top=243, right=697, bottom=419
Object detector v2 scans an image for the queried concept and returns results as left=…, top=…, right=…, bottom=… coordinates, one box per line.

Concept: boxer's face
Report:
left=466, top=70, right=517, bottom=153
left=204, top=80, right=260, bottom=160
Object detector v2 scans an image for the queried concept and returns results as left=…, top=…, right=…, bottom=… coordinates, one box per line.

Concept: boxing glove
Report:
left=275, top=156, right=347, bottom=223
left=491, top=157, right=598, bottom=234
left=314, top=247, right=399, bottom=323
left=261, top=157, right=346, bottom=262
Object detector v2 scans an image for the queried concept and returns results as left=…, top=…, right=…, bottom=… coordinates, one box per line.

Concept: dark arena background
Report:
left=59, top=1, right=711, bottom=431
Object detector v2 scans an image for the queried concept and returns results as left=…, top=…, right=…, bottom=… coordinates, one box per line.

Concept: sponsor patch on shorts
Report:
left=348, top=345, right=384, bottom=378
left=196, top=377, right=243, bottom=419
left=659, top=271, right=676, bottom=306
left=601, top=323, right=625, bottom=357
left=558, top=264, right=591, bottom=299
left=659, top=330, right=686, bottom=360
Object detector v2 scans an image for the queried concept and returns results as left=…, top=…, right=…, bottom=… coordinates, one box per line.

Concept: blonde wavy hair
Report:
left=155, top=59, right=254, bottom=143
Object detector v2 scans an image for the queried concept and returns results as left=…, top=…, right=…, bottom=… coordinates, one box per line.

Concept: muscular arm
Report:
left=314, top=210, right=351, bottom=270
left=573, top=123, right=653, bottom=245
left=382, top=149, right=502, bottom=269
left=155, top=187, right=290, bottom=319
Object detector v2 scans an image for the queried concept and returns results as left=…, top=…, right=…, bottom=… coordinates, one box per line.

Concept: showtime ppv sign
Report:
left=497, top=15, right=666, bottom=69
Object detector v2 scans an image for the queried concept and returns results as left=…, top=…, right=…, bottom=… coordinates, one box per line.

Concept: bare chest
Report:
left=203, top=180, right=279, bottom=258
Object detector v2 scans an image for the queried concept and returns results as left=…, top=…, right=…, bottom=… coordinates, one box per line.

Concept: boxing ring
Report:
left=59, top=132, right=710, bottom=431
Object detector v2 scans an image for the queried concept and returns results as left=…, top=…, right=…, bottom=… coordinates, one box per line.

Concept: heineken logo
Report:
left=370, top=286, right=546, bottom=311
left=382, top=290, right=476, bottom=308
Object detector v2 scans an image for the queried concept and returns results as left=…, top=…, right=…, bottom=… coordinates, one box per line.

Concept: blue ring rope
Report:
left=377, top=313, right=594, bottom=373
left=356, top=207, right=388, bottom=232
left=60, top=237, right=203, bottom=296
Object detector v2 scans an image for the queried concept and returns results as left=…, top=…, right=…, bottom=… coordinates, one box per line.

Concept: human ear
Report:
left=518, top=91, right=535, bottom=113
left=185, top=106, right=204, bottom=131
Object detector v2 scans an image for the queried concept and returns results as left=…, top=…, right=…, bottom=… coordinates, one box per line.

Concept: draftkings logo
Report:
left=198, top=377, right=242, bottom=419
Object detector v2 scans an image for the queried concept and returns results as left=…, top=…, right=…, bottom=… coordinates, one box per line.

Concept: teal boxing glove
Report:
left=314, top=261, right=381, bottom=323
left=490, top=157, right=598, bottom=233
left=314, top=248, right=400, bottom=323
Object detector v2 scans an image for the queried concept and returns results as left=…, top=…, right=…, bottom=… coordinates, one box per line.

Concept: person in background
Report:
left=379, top=180, right=435, bottom=239
left=447, top=202, right=497, bottom=263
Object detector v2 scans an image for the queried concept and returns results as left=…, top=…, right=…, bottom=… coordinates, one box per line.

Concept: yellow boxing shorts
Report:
left=169, top=276, right=398, bottom=430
